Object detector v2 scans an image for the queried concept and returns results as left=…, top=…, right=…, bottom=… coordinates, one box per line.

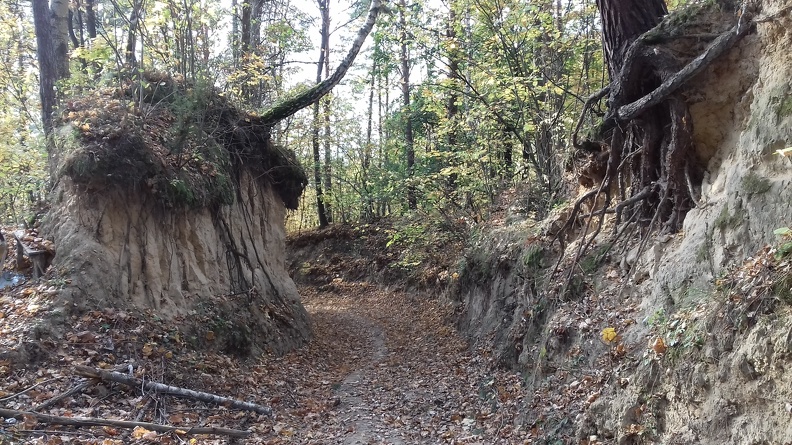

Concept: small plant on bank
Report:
left=741, top=171, right=772, bottom=197
left=773, top=226, right=792, bottom=259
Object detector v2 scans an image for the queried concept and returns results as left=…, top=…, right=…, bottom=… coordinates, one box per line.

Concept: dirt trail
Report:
left=269, top=281, right=529, bottom=444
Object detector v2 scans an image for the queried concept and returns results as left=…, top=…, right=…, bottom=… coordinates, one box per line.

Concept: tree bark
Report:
left=125, top=0, right=143, bottom=68
left=32, top=0, right=57, bottom=137
left=596, top=0, right=667, bottom=77
left=312, top=0, right=331, bottom=228
left=85, top=0, right=97, bottom=39
left=399, top=0, right=416, bottom=210
left=50, top=0, right=70, bottom=79
left=444, top=1, right=461, bottom=203
left=322, top=32, right=333, bottom=223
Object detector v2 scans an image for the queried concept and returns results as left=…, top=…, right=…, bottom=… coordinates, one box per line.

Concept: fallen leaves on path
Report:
left=1, top=278, right=532, bottom=444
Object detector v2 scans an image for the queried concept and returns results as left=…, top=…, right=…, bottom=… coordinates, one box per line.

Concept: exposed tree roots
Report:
left=555, top=8, right=758, bottom=280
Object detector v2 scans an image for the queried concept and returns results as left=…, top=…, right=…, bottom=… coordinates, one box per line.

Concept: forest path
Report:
left=0, top=279, right=528, bottom=444
left=266, top=281, right=528, bottom=444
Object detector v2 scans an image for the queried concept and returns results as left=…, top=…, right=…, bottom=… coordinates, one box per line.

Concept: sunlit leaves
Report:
left=0, top=1, right=47, bottom=224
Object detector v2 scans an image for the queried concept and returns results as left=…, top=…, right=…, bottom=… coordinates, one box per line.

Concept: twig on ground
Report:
left=74, top=365, right=273, bottom=416
left=33, top=379, right=95, bottom=412
left=0, top=379, right=58, bottom=403
left=34, top=364, right=134, bottom=411
left=0, top=408, right=251, bottom=438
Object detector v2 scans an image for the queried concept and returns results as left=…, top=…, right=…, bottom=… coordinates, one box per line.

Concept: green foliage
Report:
left=0, top=140, right=48, bottom=224
left=0, top=2, right=48, bottom=224
left=776, top=96, right=792, bottom=119
left=521, top=245, right=544, bottom=271
left=286, top=0, right=603, bottom=228
left=167, top=179, right=196, bottom=206
left=645, top=305, right=708, bottom=363
left=580, top=244, right=611, bottom=274
left=385, top=214, right=466, bottom=272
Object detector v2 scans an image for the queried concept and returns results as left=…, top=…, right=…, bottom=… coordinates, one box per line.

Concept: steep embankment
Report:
left=40, top=75, right=311, bottom=356
left=448, top=1, right=792, bottom=443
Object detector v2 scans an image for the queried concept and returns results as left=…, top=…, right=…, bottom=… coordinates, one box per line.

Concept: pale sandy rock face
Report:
left=449, top=1, right=792, bottom=443
left=646, top=0, right=792, bottom=308
left=591, top=2, right=792, bottom=443
left=43, top=170, right=310, bottom=356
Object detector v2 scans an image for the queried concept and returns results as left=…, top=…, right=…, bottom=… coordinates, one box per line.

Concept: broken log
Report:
left=0, top=408, right=250, bottom=438
left=73, top=365, right=272, bottom=416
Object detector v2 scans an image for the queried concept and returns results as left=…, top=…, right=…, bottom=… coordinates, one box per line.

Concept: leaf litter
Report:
left=1, top=269, right=532, bottom=444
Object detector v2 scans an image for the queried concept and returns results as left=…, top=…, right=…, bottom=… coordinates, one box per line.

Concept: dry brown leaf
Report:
left=131, top=426, right=152, bottom=439
left=652, top=337, right=667, bottom=354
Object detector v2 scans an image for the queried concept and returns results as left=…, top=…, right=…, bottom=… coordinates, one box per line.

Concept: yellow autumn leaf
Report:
left=601, top=327, right=618, bottom=344
left=141, top=343, right=154, bottom=357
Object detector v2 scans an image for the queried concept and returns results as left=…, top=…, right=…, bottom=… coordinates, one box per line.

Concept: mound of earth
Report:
left=33, top=72, right=311, bottom=357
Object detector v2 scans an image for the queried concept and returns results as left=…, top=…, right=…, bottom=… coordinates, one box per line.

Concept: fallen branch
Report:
left=74, top=365, right=272, bottom=416
left=35, top=364, right=134, bottom=411
left=0, top=408, right=250, bottom=438
left=615, top=20, right=754, bottom=122
left=33, top=380, right=94, bottom=412
left=0, top=379, right=57, bottom=403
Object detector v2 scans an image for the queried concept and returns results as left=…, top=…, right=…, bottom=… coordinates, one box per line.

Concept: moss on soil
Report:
left=57, top=71, right=306, bottom=210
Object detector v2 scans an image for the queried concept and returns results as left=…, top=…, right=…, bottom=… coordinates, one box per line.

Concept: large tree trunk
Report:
left=596, top=0, right=667, bottom=77
left=85, top=0, right=97, bottom=39
left=50, top=0, right=70, bottom=79
left=444, top=1, right=462, bottom=206
left=33, top=0, right=70, bottom=177
left=566, top=0, right=755, bottom=270
left=125, top=0, right=143, bottom=68
left=33, top=0, right=57, bottom=137
left=361, top=62, right=375, bottom=221
left=322, top=44, right=333, bottom=223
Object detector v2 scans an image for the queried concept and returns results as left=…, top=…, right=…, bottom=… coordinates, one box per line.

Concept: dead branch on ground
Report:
left=74, top=365, right=272, bottom=415
left=0, top=408, right=250, bottom=438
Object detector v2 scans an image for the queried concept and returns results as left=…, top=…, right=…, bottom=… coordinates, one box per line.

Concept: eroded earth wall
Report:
left=44, top=171, right=310, bottom=356
left=451, top=0, right=792, bottom=442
